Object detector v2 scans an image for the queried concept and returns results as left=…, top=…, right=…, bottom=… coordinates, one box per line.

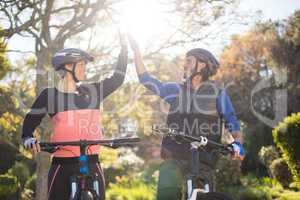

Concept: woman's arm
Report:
left=22, top=88, right=48, bottom=154
left=22, top=89, right=48, bottom=139
left=95, top=46, right=128, bottom=100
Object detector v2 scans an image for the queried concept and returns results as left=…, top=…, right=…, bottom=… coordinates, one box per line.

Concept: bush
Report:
left=273, top=113, right=300, bottom=184
left=224, top=186, right=270, bottom=200
left=258, top=145, right=280, bottom=178
left=104, top=167, right=125, bottom=187
left=106, top=177, right=155, bottom=200
left=25, top=174, right=37, bottom=194
left=259, top=146, right=279, bottom=167
left=239, top=173, right=261, bottom=187
left=289, top=182, right=300, bottom=192
left=8, top=161, right=31, bottom=187
left=270, top=158, right=292, bottom=188
left=0, top=174, right=18, bottom=198
left=0, top=140, right=18, bottom=174
left=215, top=156, right=242, bottom=191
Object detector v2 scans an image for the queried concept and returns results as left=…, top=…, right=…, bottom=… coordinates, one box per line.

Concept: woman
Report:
left=22, top=40, right=127, bottom=200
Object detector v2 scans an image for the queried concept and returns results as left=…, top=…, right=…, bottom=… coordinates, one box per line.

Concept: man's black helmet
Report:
left=186, top=48, right=219, bottom=77
left=52, top=48, right=94, bottom=70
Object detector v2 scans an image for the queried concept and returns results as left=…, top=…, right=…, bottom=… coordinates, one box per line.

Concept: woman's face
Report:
left=74, top=60, right=86, bottom=81
left=64, top=60, right=86, bottom=81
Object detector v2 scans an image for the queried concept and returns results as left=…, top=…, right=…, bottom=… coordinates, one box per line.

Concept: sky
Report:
left=239, top=0, right=300, bottom=20
left=5, top=0, right=300, bottom=64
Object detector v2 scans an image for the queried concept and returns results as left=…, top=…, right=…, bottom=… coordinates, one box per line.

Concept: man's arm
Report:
left=217, top=89, right=245, bottom=160
left=129, top=35, right=179, bottom=101
left=217, top=89, right=242, bottom=142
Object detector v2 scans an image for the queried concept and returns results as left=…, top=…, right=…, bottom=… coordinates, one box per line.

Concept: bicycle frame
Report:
left=186, top=137, right=211, bottom=200
left=152, top=127, right=234, bottom=200
left=40, top=137, right=140, bottom=200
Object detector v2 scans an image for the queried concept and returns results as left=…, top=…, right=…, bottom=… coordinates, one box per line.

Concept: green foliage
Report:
left=259, top=146, right=279, bottom=167
left=140, top=163, right=160, bottom=183
left=215, top=156, right=242, bottom=191
left=239, top=173, right=261, bottom=187
left=225, top=186, right=270, bottom=200
left=0, top=87, right=15, bottom=117
left=258, top=145, right=280, bottom=177
left=0, top=37, right=10, bottom=80
left=8, top=161, right=31, bottom=188
left=0, top=174, right=18, bottom=198
left=0, top=140, right=18, bottom=174
left=21, top=188, right=34, bottom=200
left=241, top=125, right=271, bottom=176
left=289, top=182, right=300, bottom=192
left=104, top=167, right=126, bottom=187
left=270, top=11, right=300, bottom=114
left=270, top=158, right=293, bottom=188
left=273, top=113, right=300, bottom=184
left=224, top=174, right=300, bottom=200
left=24, top=174, right=37, bottom=198
left=106, top=177, right=155, bottom=200
left=284, top=10, right=300, bottom=49
left=100, top=147, right=144, bottom=187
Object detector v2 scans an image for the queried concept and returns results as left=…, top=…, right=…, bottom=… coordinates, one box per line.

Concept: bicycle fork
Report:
left=69, top=174, right=101, bottom=199
left=186, top=176, right=210, bottom=200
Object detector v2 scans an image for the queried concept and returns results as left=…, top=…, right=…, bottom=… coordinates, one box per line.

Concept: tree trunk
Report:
left=35, top=48, right=52, bottom=200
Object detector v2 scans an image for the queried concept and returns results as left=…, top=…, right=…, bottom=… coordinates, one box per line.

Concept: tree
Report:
left=1, top=1, right=110, bottom=198
left=0, top=29, right=12, bottom=115
left=270, top=10, right=300, bottom=114
left=214, top=22, right=284, bottom=175
left=0, top=37, right=10, bottom=80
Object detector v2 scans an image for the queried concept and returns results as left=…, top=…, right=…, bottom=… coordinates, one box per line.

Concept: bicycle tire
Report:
left=196, top=192, right=235, bottom=200
left=80, top=191, right=94, bottom=200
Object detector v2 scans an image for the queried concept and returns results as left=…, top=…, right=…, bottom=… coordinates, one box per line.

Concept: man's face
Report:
left=183, top=56, right=197, bottom=78
left=183, top=55, right=206, bottom=79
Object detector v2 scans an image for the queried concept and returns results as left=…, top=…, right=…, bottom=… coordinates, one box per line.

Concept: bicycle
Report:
left=153, top=127, right=235, bottom=200
left=39, top=137, right=140, bottom=200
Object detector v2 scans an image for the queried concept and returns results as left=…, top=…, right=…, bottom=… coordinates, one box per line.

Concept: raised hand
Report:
left=128, top=33, right=140, bottom=52
left=119, top=29, right=128, bottom=50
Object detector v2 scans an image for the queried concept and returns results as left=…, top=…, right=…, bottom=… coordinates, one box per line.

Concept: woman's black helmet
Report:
left=52, top=48, right=94, bottom=70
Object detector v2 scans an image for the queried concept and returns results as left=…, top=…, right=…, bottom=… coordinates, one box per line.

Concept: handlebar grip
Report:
left=223, top=145, right=235, bottom=156
left=40, top=146, right=59, bottom=153
left=103, top=142, right=137, bottom=149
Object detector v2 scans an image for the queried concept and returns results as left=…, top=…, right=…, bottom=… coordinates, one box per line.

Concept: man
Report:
left=128, top=35, right=244, bottom=200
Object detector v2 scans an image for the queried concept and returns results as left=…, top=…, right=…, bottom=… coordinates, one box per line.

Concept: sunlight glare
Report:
left=119, top=0, right=168, bottom=49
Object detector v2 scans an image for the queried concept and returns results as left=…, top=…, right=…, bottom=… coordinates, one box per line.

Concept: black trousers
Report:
left=47, top=155, right=105, bottom=200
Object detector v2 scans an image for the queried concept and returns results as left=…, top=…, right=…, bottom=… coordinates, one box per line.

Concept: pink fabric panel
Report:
left=50, top=109, right=103, bottom=157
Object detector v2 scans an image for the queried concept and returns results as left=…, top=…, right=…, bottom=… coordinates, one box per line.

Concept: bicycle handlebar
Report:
left=152, top=126, right=234, bottom=155
left=39, top=137, right=140, bottom=153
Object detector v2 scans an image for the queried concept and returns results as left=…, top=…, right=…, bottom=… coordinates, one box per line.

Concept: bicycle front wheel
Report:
left=80, top=191, right=95, bottom=200
left=196, top=192, right=235, bottom=200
